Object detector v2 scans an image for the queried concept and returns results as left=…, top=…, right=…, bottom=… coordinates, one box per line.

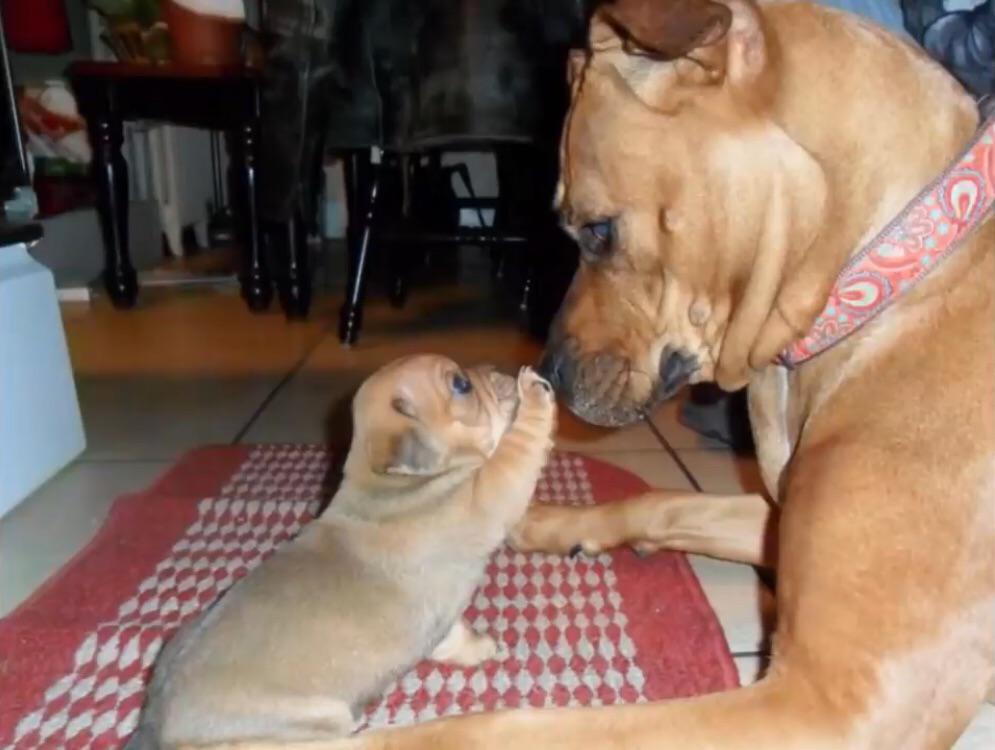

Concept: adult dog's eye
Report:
left=450, top=372, right=473, bottom=395
left=578, top=220, right=613, bottom=261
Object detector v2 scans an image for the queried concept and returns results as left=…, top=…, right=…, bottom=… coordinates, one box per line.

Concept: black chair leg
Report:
left=276, top=210, right=311, bottom=319
left=339, top=150, right=381, bottom=345
left=276, top=124, right=326, bottom=320
left=518, top=255, right=535, bottom=318
left=387, top=250, right=410, bottom=308
left=387, top=155, right=414, bottom=309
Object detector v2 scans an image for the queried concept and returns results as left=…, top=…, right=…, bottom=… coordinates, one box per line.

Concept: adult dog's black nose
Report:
left=658, top=347, right=698, bottom=397
left=537, top=341, right=575, bottom=394
left=537, top=349, right=564, bottom=392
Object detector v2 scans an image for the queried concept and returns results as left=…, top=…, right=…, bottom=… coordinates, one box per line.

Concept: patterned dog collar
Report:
left=780, top=115, right=995, bottom=368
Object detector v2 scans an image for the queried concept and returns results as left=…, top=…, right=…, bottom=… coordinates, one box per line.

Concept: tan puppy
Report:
left=123, top=355, right=555, bottom=749
left=240, top=2, right=990, bottom=749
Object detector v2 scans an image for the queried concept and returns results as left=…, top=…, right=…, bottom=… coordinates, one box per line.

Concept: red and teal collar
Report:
left=780, top=115, right=995, bottom=368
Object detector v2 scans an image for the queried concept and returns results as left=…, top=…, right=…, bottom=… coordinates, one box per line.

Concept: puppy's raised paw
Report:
left=517, top=366, right=554, bottom=404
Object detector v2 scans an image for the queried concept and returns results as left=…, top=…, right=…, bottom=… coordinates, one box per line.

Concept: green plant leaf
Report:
left=133, top=0, right=160, bottom=28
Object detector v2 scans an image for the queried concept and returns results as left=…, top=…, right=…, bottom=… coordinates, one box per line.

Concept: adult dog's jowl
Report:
left=207, top=1, right=995, bottom=749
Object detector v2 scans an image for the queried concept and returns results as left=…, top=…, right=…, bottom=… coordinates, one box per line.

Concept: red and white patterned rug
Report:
left=0, top=445, right=737, bottom=749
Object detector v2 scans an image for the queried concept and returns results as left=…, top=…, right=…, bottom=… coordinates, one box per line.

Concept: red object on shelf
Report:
left=162, top=0, right=243, bottom=66
left=1, top=0, right=72, bottom=54
left=34, top=174, right=95, bottom=218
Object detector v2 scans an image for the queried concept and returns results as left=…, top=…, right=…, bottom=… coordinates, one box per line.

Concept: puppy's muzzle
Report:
left=482, top=368, right=517, bottom=402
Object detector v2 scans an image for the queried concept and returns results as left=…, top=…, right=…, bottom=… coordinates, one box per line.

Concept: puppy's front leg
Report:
left=473, top=367, right=556, bottom=529
left=430, top=619, right=499, bottom=667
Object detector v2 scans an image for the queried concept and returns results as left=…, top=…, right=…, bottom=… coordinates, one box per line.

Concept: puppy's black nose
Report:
left=658, top=347, right=697, bottom=397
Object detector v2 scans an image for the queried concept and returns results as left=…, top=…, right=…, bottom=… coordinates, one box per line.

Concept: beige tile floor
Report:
left=0, top=277, right=990, bottom=747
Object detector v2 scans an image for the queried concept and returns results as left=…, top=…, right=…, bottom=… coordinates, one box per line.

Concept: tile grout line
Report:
left=642, top=413, right=703, bottom=492
left=644, top=413, right=779, bottom=596
left=230, top=323, right=336, bottom=445
left=644, top=412, right=777, bottom=660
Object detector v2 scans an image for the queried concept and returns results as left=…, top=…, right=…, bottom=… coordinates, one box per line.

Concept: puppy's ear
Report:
left=366, top=427, right=442, bottom=476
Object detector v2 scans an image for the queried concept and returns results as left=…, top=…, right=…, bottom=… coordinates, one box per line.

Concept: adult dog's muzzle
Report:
left=538, top=338, right=697, bottom=427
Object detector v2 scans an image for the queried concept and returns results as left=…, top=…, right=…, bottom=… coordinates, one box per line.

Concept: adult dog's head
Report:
left=541, top=0, right=836, bottom=426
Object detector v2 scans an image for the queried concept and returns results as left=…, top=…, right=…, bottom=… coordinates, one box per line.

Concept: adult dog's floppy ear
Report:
left=366, top=427, right=443, bottom=476
left=596, top=0, right=771, bottom=95
left=601, top=0, right=731, bottom=60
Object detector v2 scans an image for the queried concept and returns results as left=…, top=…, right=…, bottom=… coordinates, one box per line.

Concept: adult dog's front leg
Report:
left=510, top=491, right=777, bottom=567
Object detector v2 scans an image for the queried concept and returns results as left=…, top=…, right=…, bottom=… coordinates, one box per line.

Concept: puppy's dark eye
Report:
left=450, top=373, right=473, bottom=395
left=578, top=219, right=613, bottom=262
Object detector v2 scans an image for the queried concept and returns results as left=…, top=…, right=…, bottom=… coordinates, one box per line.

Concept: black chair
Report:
left=257, top=0, right=591, bottom=343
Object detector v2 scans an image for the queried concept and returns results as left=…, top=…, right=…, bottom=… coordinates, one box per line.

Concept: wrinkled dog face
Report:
left=543, top=0, right=827, bottom=426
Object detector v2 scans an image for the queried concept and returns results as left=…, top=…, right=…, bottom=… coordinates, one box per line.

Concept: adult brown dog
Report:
left=127, top=356, right=555, bottom=749
left=198, top=1, right=993, bottom=749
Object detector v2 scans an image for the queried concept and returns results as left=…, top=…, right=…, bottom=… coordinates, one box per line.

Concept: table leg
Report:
left=227, top=122, right=273, bottom=312
left=90, top=115, right=137, bottom=308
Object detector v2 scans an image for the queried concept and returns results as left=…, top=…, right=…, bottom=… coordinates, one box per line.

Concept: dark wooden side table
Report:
left=69, top=62, right=305, bottom=315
